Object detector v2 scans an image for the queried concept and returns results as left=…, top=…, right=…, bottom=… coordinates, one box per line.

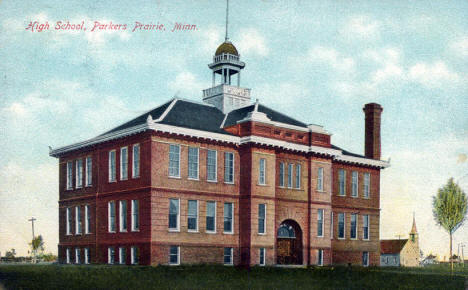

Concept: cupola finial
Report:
left=225, top=0, right=229, bottom=41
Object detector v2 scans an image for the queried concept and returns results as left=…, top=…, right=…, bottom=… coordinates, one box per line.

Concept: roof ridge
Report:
left=155, top=98, right=178, bottom=122
left=257, top=103, right=307, bottom=127
left=174, top=97, right=215, bottom=107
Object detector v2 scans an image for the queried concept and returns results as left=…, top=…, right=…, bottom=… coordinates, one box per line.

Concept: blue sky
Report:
left=0, top=0, right=467, bottom=259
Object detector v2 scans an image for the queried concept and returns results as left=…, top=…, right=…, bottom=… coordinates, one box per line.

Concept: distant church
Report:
left=380, top=215, right=420, bottom=267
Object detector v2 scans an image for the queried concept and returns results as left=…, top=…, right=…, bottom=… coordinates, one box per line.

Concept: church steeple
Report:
left=410, top=212, right=418, bottom=242
left=202, top=0, right=251, bottom=113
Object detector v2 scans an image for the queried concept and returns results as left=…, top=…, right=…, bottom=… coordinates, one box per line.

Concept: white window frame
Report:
left=206, top=201, right=217, bottom=233
left=75, top=159, right=83, bottom=189
left=295, top=164, right=301, bottom=189
left=258, top=204, right=266, bottom=235
left=351, top=171, right=358, bottom=197
left=132, top=144, right=140, bottom=178
left=318, top=249, right=323, bottom=266
left=85, top=205, right=90, bottom=234
left=66, top=207, right=72, bottom=235
left=108, top=201, right=116, bottom=233
left=317, top=209, right=324, bottom=237
left=223, top=247, right=233, bottom=265
left=279, top=162, right=285, bottom=187
left=350, top=213, right=358, bottom=240
left=259, top=158, right=266, bottom=185
left=85, top=156, right=92, bottom=186
left=223, top=202, right=234, bottom=234
left=207, top=149, right=217, bottom=182
left=331, top=212, right=334, bottom=239
left=120, top=147, right=128, bottom=180
left=338, top=213, right=345, bottom=239
left=169, top=246, right=180, bottom=265
left=119, top=200, right=127, bottom=232
left=338, top=169, right=346, bottom=196
left=363, top=251, right=369, bottom=267
left=259, top=248, right=266, bottom=266
left=66, top=248, right=71, bottom=264
left=108, top=247, right=115, bottom=264
left=224, top=152, right=234, bottom=184
left=84, top=247, right=90, bottom=264
left=363, top=214, right=370, bottom=240
left=287, top=163, right=293, bottom=188
left=109, top=150, right=116, bottom=182
left=188, top=147, right=199, bottom=180
left=131, top=246, right=138, bottom=265
left=66, top=161, right=73, bottom=190
left=75, top=248, right=80, bottom=264
left=317, top=167, right=324, bottom=191
left=363, top=173, right=370, bottom=198
left=119, top=247, right=126, bottom=265
left=169, top=144, right=180, bottom=178
left=168, top=198, right=180, bottom=232
left=131, top=200, right=139, bottom=232
left=75, top=206, right=82, bottom=235
left=187, top=200, right=199, bottom=232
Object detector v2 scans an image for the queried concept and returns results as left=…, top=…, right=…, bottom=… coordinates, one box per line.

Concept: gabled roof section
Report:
left=331, top=145, right=367, bottom=159
left=223, top=104, right=308, bottom=129
left=380, top=239, right=408, bottom=254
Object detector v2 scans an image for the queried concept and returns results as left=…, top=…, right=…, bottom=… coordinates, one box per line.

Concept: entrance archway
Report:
left=276, top=219, right=303, bottom=265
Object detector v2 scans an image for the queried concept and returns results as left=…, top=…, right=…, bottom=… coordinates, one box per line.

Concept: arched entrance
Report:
left=276, top=220, right=303, bottom=265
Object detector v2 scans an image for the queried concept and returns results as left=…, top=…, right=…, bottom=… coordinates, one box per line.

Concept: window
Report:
left=364, top=173, right=370, bottom=198
left=85, top=205, right=91, bottom=234
left=317, top=167, right=324, bottom=191
left=84, top=248, right=90, bottom=264
left=259, top=158, right=266, bottom=185
left=119, top=200, right=127, bottom=232
left=119, top=247, right=126, bottom=265
left=75, top=248, right=80, bottom=264
left=85, top=157, right=92, bottom=186
left=351, top=171, right=358, bottom=197
left=338, top=169, right=346, bottom=196
left=188, top=147, right=199, bottom=179
left=258, top=204, right=266, bottom=234
left=187, top=200, right=198, bottom=232
left=169, top=144, right=180, bottom=177
left=318, top=249, right=323, bottom=266
left=331, top=212, right=334, bottom=239
left=76, top=159, right=83, bottom=188
left=132, top=144, right=140, bottom=178
left=75, top=206, right=82, bottom=234
left=131, top=246, right=139, bottom=265
left=224, top=152, right=234, bottom=183
left=338, top=213, right=345, bottom=239
left=207, top=150, right=217, bottom=181
left=66, top=161, right=73, bottom=190
left=362, top=252, right=369, bottom=267
left=169, top=199, right=180, bottom=231
left=287, top=163, right=293, bottom=188
left=363, top=215, right=370, bottom=240
left=295, top=164, right=301, bottom=189
left=224, top=202, right=233, bottom=233
left=169, top=246, right=180, bottom=265
left=224, top=247, right=233, bottom=265
left=317, top=209, right=324, bottom=237
left=206, top=201, right=216, bottom=233
left=279, top=162, right=285, bottom=187
left=131, top=200, right=139, bottom=231
left=259, top=248, right=266, bottom=266
left=109, top=150, right=116, bottom=182
left=108, top=247, right=115, bottom=264
left=108, top=201, right=116, bottom=232
left=120, top=147, right=128, bottom=180
left=66, top=207, right=72, bottom=235
left=350, top=213, right=357, bottom=239
left=66, top=248, right=71, bottom=264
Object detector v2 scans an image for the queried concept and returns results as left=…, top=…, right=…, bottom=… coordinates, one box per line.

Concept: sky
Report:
left=0, top=0, right=467, bottom=260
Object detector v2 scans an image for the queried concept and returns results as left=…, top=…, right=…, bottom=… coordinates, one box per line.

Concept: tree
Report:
left=5, top=248, right=16, bottom=259
left=29, top=235, right=45, bottom=263
left=432, top=178, right=467, bottom=273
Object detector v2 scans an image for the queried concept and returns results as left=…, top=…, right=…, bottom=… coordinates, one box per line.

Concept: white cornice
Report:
left=334, top=155, right=390, bottom=168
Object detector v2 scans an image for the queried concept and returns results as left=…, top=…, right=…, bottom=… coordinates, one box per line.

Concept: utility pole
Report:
left=28, top=217, right=36, bottom=263
left=461, top=244, right=465, bottom=268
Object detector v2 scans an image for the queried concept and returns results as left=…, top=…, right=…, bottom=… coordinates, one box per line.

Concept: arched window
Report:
left=277, top=224, right=295, bottom=238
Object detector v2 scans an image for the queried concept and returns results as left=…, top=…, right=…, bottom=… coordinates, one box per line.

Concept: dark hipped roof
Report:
left=331, top=145, right=367, bottom=159
left=381, top=240, right=408, bottom=254
left=223, top=104, right=308, bottom=128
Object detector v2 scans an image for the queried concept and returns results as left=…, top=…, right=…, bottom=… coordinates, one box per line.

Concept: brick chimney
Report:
left=363, top=103, right=383, bottom=160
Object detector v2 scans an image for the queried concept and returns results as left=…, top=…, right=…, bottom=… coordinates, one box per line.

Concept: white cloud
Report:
left=363, top=48, right=405, bottom=84
left=254, top=82, right=310, bottom=108
left=237, top=28, right=269, bottom=57
left=199, top=26, right=223, bottom=55
left=409, top=61, right=460, bottom=88
left=341, top=15, right=380, bottom=40
left=449, top=37, right=468, bottom=58
left=307, top=46, right=355, bottom=73
left=168, top=71, right=206, bottom=98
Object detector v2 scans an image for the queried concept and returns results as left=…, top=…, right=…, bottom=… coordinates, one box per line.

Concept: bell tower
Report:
left=202, top=0, right=251, bottom=113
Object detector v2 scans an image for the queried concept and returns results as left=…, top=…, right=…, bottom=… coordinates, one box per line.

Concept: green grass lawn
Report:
left=0, top=264, right=465, bottom=290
